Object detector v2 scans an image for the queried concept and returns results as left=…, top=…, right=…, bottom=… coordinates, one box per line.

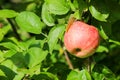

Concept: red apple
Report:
left=64, top=20, right=99, bottom=58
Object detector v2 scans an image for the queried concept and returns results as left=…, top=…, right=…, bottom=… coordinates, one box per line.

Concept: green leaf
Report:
left=17, top=64, right=41, bottom=75
left=98, top=25, right=109, bottom=40
left=73, top=0, right=79, bottom=10
left=0, top=51, right=5, bottom=63
left=1, top=23, right=11, bottom=35
left=18, top=37, right=36, bottom=51
left=10, top=52, right=27, bottom=68
left=15, top=11, right=44, bottom=34
left=109, top=39, right=120, bottom=46
left=0, top=42, right=20, bottom=51
left=73, top=10, right=81, bottom=20
left=0, top=29, right=4, bottom=41
left=92, top=72, right=105, bottom=80
left=76, top=0, right=87, bottom=20
left=67, top=70, right=80, bottom=80
left=117, top=75, right=120, bottom=80
left=13, top=73, right=24, bottom=80
left=26, top=3, right=37, bottom=11
left=0, top=59, right=18, bottom=80
left=68, top=0, right=76, bottom=11
left=28, top=64, right=41, bottom=75
left=45, top=0, right=70, bottom=15
left=89, top=5, right=109, bottom=22
left=92, top=64, right=116, bottom=80
left=0, top=24, right=11, bottom=41
left=96, top=45, right=109, bottom=53
left=41, top=72, right=59, bottom=80
left=27, top=47, right=48, bottom=68
left=0, top=69, right=7, bottom=77
left=103, top=66, right=116, bottom=79
left=0, top=9, right=18, bottom=18
left=48, top=62, right=68, bottom=75
left=4, top=50, right=17, bottom=58
left=42, top=3, right=55, bottom=26
left=72, top=0, right=88, bottom=20
left=48, top=24, right=65, bottom=53
left=79, top=70, right=92, bottom=80
left=7, top=37, right=20, bottom=46
left=32, top=72, right=59, bottom=80
left=67, top=69, right=92, bottom=80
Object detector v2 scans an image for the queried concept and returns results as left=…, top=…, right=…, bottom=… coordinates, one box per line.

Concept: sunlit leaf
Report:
left=109, top=39, right=120, bottom=45
left=67, top=70, right=80, bottom=80
left=89, top=5, right=109, bottom=22
left=0, top=9, right=18, bottom=18
left=67, top=69, right=92, bottom=80
left=0, top=30, right=4, bottom=41
left=96, top=45, right=109, bottom=53
left=0, top=69, right=7, bottom=77
left=48, top=24, right=65, bottom=53
left=79, top=70, right=92, bottom=80
left=42, top=3, right=55, bottom=26
left=4, top=50, right=17, bottom=58
left=98, top=25, right=109, bottom=40
left=15, top=11, right=44, bottom=34
left=0, top=24, right=11, bottom=41
left=0, top=51, right=5, bottom=63
left=45, top=0, right=70, bottom=15
left=26, top=3, right=37, bottom=11
left=27, top=47, right=48, bottom=68
left=13, top=73, right=24, bottom=80
left=0, top=42, right=20, bottom=51
left=92, top=72, right=105, bottom=80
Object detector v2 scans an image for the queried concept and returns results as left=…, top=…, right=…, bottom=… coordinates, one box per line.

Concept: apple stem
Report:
left=63, top=47, right=74, bottom=70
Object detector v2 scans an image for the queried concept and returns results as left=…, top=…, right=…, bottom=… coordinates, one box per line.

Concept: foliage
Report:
left=0, top=0, right=120, bottom=80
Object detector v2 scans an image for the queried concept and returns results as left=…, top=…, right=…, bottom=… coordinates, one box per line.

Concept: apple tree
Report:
left=0, top=0, right=120, bottom=80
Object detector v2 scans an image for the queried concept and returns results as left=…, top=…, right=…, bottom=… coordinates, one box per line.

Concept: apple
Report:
left=64, top=20, right=99, bottom=58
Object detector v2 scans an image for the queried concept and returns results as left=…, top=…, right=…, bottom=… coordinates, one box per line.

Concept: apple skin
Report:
left=64, top=21, right=99, bottom=58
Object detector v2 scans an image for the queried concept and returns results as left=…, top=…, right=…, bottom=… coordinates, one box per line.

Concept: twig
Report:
left=63, top=47, right=74, bottom=70
left=22, top=74, right=30, bottom=80
left=7, top=18, right=22, bottom=41
left=87, top=57, right=92, bottom=74
left=0, top=5, right=22, bottom=41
